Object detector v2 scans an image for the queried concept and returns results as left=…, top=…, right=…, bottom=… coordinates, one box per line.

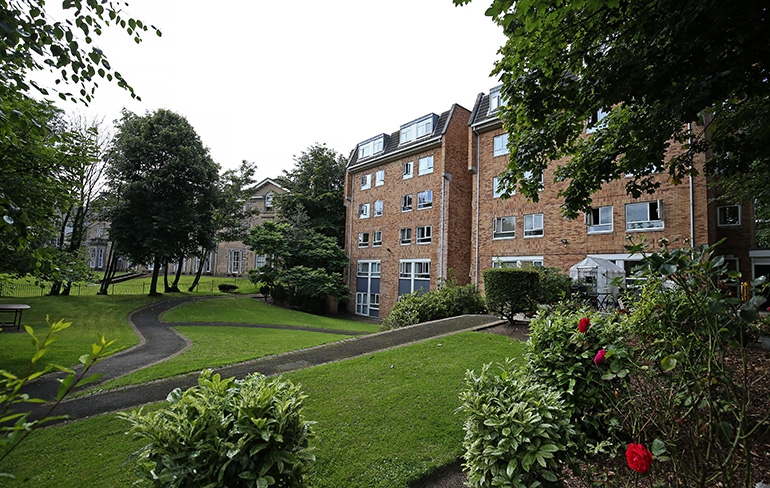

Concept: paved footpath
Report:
left=19, top=296, right=504, bottom=424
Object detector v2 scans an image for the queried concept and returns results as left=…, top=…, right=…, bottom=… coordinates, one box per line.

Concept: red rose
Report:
left=578, top=317, right=590, bottom=333
left=594, top=349, right=606, bottom=365
left=626, top=443, right=653, bottom=474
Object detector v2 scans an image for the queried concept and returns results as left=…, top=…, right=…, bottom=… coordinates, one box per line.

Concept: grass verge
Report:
left=162, top=296, right=377, bottom=333
left=1, top=331, right=525, bottom=487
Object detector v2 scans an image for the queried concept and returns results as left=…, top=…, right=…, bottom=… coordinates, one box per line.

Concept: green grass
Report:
left=0, top=274, right=260, bottom=297
left=0, top=295, right=165, bottom=376
left=0, top=331, right=526, bottom=488
left=92, top=326, right=357, bottom=391
left=162, top=296, right=379, bottom=333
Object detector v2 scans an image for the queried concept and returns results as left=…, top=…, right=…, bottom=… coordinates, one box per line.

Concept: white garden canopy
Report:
left=569, top=257, right=626, bottom=295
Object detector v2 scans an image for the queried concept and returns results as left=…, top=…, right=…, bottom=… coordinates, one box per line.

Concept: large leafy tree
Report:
left=246, top=208, right=349, bottom=313
left=106, top=109, right=220, bottom=296
left=276, top=144, right=347, bottom=245
left=457, top=0, right=770, bottom=217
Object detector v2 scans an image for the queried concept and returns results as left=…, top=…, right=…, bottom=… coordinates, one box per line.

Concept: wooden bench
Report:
left=0, top=304, right=30, bottom=331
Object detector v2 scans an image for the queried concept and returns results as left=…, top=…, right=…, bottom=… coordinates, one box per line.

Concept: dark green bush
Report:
left=459, top=359, right=576, bottom=488
left=122, top=370, right=315, bottom=488
left=380, top=280, right=486, bottom=331
left=482, top=268, right=539, bottom=323
left=531, top=267, right=572, bottom=304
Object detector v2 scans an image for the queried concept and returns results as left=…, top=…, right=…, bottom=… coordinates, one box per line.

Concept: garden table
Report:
left=0, top=304, right=30, bottom=331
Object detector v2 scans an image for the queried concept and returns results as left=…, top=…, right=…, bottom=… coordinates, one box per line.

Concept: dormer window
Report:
left=400, top=114, right=438, bottom=145
left=357, top=135, right=386, bottom=160
left=265, top=191, right=274, bottom=211
left=488, top=86, right=502, bottom=113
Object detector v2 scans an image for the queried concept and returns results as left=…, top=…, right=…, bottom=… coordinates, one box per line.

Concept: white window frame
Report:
left=264, top=191, right=274, bottom=212
left=493, top=176, right=508, bottom=198
left=375, top=170, right=385, bottom=187
left=358, top=232, right=370, bottom=248
left=360, top=174, right=372, bottom=191
left=402, top=194, right=413, bottom=212
left=358, top=203, right=370, bottom=219
left=369, top=293, right=380, bottom=311
left=372, top=230, right=382, bottom=247
left=97, top=248, right=104, bottom=268
left=488, top=87, right=502, bottom=113
left=403, top=161, right=414, bottom=179
left=586, top=206, right=613, bottom=234
left=418, top=156, right=434, bottom=176
left=373, top=200, right=383, bottom=217
left=228, top=249, right=242, bottom=274
left=416, top=118, right=433, bottom=138
left=492, top=256, right=544, bottom=268
left=416, top=225, right=432, bottom=244
left=417, top=190, right=433, bottom=210
left=358, top=136, right=385, bottom=159
left=493, top=216, right=516, bottom=239
left=399, top=259, right=431, bottom=282
left=717, top=205, right=741, bottom=227
left=97, top=226, right=105, bottom=238
left=254, top=254, right=266, bottom=269
left=400, top=124, right=415, bottom=144
left=625, top=200, right=664, bottom=231
left=493, top=133, right=509, bottom=157
left=355, top=292, right=369, bottom=315
left=586, top=108, right=609, bottom=134
left=524, top=213, right=544, bottom=238
left=399, top=227, right=412, bottom=245
left=88, top=248, right=96, bottom=268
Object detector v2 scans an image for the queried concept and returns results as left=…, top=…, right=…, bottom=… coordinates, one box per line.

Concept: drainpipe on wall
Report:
left=440, top=172, right=452, bottom=280
left=473, top=126, right=481, bottom=286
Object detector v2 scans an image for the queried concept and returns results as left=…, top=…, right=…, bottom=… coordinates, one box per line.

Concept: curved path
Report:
left=19, top=296, right=504, bottom=424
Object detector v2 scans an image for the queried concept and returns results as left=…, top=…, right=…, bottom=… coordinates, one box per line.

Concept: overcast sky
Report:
left=45, top=0, right=506, bottom=178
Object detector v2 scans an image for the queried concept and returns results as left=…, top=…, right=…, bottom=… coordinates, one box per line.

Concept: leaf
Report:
left=661, top=355, right=677, bottom=372
left=651, top=438, right=666, bottom=456
left=659, top=263, right=677, bottom=276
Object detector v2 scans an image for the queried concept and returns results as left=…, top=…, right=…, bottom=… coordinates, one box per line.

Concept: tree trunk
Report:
left=98, top=244, right=119, bottom=295
left=149, top=256, right=162, bottom=296
left=188, top=252, right=207, bottom=292
left=163, top=262, right=173, bottom=293
left=169, top=256, right=183, bottom=292
left=49, top=209, right=73, bottom=296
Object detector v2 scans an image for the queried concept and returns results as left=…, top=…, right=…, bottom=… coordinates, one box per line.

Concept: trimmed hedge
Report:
left=482, top=268, right=539, bottom=323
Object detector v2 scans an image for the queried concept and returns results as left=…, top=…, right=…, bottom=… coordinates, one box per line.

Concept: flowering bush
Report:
left=593, top=349, right=606, bottom=365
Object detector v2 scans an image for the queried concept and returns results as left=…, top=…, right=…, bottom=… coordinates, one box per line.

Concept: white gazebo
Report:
left=569, top=257, right=626, bottom=296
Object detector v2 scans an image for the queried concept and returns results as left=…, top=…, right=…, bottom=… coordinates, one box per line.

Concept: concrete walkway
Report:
left=19, top=296, right=504, bottom=424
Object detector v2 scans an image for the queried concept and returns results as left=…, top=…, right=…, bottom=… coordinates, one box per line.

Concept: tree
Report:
left=106, top=109, right=220, bottom=296
left=0, top=96, right=93, bottom=284
left=456, top=0, right=770, bottom=217
left=276, top=144, right=347, bottom=245
left=187, top=161, right=259, bottom=292
left=246, top=208, right=349, bottom=313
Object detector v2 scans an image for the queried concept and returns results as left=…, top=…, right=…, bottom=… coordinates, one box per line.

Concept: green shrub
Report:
left=526, top=306, right=629, bottom=446
left=482, top=268, right=539, bottom=323
left=530, top=267, right=572, bottom=304
left=459, top=359, right=575, bottom=488
left=380, top=280, right=486, bottom=331
left=122, top=370, right=315, bottom=488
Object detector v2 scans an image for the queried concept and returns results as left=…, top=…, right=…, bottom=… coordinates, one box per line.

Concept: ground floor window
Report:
left=356, top=292, right=369, bottom=315
left=398, top=259, right=431, bottom=296
left=492, top=256, right=544, bottom=268
left=228, top=249, right=242, bottom=274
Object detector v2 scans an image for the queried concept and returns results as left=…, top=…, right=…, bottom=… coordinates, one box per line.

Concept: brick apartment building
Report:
left=345, top=87, right=756, bottom=318
left=344, top=105, right=473, bottom=318
left=467, top=86, right=754, bottom=289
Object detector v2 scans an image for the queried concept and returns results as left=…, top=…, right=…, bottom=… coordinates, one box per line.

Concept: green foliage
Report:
left=122, top=370, right=314, bottom=488
left=246, top=209, right=349, bottom=313
left=0, top=319, right=116, bottom=477
left=106, top=109, right=220, bottom=295
left=460, top=0, right=769, bottom=214
left=380, top=280, right=486, bottom=331
left=276, top=144, right=347, bottom=246
left=526, top=306, right=629, bottom=445
left=530, top=267, right=572, bottom=304
left=482, top=268, right=539, bottom=323
left=458, top=360, right=575, bottom=488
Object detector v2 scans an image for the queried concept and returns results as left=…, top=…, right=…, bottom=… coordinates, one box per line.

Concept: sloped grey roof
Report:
left=468, top=86, right=504, bottom=129
left=347, top=107, right=456, bottom=171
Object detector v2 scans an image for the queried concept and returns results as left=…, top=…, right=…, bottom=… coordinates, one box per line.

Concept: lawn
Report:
left=162, top=296, right=378, bottom=333
left=0, top=294, right=165, bottom=376
left=91, top=325, right=360, bottom=391
left=1, top=331, right=525, bottom=488
left=0, top=274, right=259, bottom=298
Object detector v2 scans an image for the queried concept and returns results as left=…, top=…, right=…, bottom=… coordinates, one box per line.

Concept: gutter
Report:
left=688, top=123, right=695, bottom=245
left=347, top=137, right=443, bottom=173
left=473, top=126, right=481, bottom=286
